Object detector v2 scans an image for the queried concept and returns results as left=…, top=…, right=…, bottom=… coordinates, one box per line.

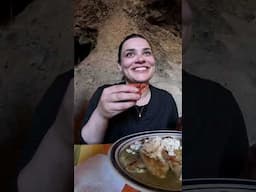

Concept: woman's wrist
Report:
left=95, top=106, right=109, bottom=121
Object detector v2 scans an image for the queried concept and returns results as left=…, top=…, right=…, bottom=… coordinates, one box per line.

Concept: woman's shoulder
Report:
left=149, top=85, right=178, bottom=116
left=149, top=85, right=177, bottom=107
left=150, top=84, right=174, bottom=98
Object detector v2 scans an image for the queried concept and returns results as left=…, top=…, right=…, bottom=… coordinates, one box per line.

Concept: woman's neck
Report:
left=136, top=86, right=151, bottom=106
left=124, top=80, right=151, bottom=106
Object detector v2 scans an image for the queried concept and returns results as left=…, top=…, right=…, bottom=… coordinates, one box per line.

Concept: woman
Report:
left=81, top=34, right=178, bottom=144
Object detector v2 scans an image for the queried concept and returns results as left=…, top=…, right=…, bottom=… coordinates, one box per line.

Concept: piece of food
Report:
left=120, top=141, right=146, bottom=173
left=120, top=136, right=182, bottom=180
left=140, top=150, right=169, bottom=178
left=139, top=136, right=182, bottom=179
left=129, top=83, right=148, bottom=95
left=162, top=149, right=182, bottom=180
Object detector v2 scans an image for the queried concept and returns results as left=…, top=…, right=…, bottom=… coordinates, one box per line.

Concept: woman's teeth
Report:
left=134, top=67, right=148, bottom=71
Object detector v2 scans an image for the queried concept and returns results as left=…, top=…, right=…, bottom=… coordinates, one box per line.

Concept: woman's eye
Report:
left=144, top=51, right=152, bottom=56
left=126, top=52, right=134, bottom=57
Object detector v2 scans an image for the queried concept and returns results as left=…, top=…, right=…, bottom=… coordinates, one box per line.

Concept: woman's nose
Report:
left=135, top=54, right=145, bottom=64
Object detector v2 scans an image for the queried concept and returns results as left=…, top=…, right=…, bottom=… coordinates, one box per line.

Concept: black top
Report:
left=182, top=71, right=249, bottom=178
left=17, top=70, right=74, bottom=173
left=81, top=83, right=178, bottom=144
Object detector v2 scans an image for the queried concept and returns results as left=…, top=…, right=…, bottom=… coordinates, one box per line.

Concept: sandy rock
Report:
left=74, top=0, right=182, bottom=117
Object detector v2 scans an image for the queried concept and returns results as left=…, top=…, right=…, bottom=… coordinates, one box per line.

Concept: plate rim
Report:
left=183, top=178, right=256, bottom=190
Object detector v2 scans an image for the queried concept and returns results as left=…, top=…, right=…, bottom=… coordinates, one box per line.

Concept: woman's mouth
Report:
left=133, top=66, right=149, bottom=71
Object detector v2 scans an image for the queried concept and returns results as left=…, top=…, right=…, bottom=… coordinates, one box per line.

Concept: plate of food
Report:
left=109, top=130, right=182, bottom=192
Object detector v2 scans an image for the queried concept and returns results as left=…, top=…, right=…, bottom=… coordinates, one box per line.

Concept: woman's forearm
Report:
left=81, top=108, right=109, bottom=144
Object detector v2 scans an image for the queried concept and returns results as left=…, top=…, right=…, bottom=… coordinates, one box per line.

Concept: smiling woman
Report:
left=80, top=34, right=179, bottom=144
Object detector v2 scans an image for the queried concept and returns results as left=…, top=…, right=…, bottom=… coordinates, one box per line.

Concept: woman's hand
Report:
left=81, top=84, right=140, bottom=144
left=96, top=84, right=140, bottom=119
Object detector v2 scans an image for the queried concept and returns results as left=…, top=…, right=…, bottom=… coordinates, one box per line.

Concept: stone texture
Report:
left=74, top=0, right=182, bottom=116
left=0, top=0, right=73, bottom=142
left=0, top=0, right=73, bottom=190
left=184, top=0, right=256, bottom=144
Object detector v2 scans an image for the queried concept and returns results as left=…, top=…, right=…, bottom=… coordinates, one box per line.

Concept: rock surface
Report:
left=2, top=0, right=255, bottom=145
left=184, top=0, right=256, bottom=144
left=74, top=0, right=182, bottom=117
left=0, top=0, right=73, bottom=190
left=0, top=0, right=73, bottom=146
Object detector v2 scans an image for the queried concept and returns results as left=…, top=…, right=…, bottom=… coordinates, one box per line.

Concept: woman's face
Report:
left=119, top=37, right=156, bottom=83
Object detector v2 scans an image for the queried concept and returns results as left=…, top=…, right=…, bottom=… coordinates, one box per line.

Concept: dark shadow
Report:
left=0, top=0, right=34, bottom=25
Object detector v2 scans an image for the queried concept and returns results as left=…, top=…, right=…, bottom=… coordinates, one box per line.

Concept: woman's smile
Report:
left=132, top=66, right=150, bottom=71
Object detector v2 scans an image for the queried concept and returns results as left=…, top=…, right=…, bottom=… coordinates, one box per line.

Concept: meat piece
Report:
left=139, top=136, right=182, bottom=179
left=140, top=150, right=169, bottom=178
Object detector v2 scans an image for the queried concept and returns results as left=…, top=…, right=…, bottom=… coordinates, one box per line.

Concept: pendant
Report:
left=136, top=106, right=144, bottom=118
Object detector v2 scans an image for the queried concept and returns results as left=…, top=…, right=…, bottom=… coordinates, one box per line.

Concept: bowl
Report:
left=109, top=130, right=182, bottom=192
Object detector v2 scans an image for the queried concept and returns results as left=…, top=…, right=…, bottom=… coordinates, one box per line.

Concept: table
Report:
left=74, top=144, right=139, bottom=192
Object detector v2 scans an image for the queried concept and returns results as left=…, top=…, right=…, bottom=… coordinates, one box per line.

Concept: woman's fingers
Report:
left=103, top=84, right=140, bottom=102
left=109, top=101, right=137, bottom=112
left=97, top=99, right=136, bottom=119
left=106, top=84, right=139, bottom=94
left=110, top=92, right=140, bottom=102
left=98, top=84, right=140, bottom=118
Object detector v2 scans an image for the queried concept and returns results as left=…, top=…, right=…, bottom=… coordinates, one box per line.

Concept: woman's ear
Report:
left=117, top=64, right=122, bottom=72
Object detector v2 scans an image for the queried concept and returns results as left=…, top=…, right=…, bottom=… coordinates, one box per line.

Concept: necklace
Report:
left=135, top=106, right=145, bottom=118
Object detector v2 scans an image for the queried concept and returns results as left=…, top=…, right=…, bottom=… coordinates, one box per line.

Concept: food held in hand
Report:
left=129, top=83, right=148, bottom=95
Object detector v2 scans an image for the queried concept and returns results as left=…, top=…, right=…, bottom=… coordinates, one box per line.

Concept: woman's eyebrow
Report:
left=124, top=48, right=135, bottom=52
left=143, top=48, right=151, bottom=51
left=123, top=47, right=151, bottom=53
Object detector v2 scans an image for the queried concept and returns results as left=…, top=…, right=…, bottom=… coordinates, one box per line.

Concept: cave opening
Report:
left=74, top=28, right=98, bottom=65
left=74, top=37, right=93, bottom=66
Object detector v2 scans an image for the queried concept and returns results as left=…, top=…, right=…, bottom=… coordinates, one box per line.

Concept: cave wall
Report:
left=0, top=1, right=73, bottom=187
left=184, top=0, right=256, bottom=144
left=74, top=0, right=182, bottom=117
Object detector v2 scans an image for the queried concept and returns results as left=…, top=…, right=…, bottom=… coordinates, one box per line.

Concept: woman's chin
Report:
left=124, top=73, right=153, bottom=83
left=133, top=79, right=150, bottom=83
left=132, top=75, right=152, bottom=83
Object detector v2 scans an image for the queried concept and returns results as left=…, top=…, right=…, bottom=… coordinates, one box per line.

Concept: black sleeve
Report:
left=167, top=93, right=179, bottom=129
left=220, top=91, right=249, bottom=177
left=17, top=70, right=73, bottom=173
left=152, top=87, right=179, bottom=129
left=79, top=85, right=105, bottom=143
